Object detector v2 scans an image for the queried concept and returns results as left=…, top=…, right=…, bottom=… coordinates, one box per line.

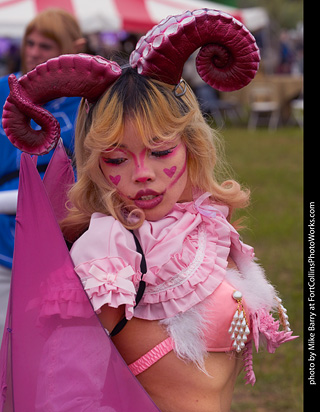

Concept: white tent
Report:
left=0, top=0, right=269, bottom=38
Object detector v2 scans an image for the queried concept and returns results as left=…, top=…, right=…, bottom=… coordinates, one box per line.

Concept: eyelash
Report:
left=101, top=146, right=176, bottom=165
left=151, top=148, right=173, bottom=157
left=102, top=158, right=126, bottom=165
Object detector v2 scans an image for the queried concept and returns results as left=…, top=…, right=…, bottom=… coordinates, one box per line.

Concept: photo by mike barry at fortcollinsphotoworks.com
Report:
left=306, top=201, right=317, bottom=390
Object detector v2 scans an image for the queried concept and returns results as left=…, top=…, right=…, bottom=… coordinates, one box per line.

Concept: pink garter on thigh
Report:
left=128, top=337, right=175, bottom=376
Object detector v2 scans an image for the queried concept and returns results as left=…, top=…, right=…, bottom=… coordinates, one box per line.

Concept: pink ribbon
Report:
left=84, top=265, right=136, bottom=295
left=194, top=192, right=217, bottom=218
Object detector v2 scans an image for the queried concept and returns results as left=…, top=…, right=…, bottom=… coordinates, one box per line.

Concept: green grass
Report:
left=214, top=125, right=303, bottom=411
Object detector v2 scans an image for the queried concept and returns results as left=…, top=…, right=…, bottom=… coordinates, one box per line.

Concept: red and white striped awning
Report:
left=0, top=0, right=269, bottom=38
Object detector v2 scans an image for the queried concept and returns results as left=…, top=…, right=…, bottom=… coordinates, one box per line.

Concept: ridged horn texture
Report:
left=129, top=8, right=260, bottom=91
left=2, top=9, right=260, bottom=156
left=2, top=54, right=122, bottom=155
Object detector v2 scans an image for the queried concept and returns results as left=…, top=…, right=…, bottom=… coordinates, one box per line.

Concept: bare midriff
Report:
left=98, top=312, right=243, bottom=412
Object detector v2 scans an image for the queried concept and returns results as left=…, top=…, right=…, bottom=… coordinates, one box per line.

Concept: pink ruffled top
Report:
left=70, top=192, right=296, bottom=385
left=71, top=192, right=254, bottom=321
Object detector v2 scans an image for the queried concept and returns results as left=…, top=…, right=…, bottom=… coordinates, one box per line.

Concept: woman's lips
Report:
left=131, top=189, right=164, bottom=209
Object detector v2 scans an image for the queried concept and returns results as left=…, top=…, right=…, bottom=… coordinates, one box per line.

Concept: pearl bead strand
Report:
left=228, top=291, right=251, bottom=353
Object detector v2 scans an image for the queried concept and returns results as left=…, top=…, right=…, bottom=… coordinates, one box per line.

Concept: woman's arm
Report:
left=98, top=304, right=242, bottom=412
left=98, top=305, right=169, bottom=365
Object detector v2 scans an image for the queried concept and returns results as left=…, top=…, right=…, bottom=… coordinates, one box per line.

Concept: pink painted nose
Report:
left=133, top=166, right=156, bottom=182
left=135, top=176, right=151, bottom=183
left=132, top=150, right=156, bottom=183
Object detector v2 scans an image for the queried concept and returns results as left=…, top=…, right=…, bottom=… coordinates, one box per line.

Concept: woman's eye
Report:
left=102, top=158, right=126, bottom=165
left=151, top=146, right=176, bottom=158
left=152, top=150, right=171, bottom=157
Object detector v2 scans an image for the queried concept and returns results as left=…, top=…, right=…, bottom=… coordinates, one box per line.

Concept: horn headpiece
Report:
left=2, top=9, right=260, bottom=155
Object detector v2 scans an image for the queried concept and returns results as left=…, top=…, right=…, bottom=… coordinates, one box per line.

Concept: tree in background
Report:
left=236, top=0, right=302, bottom=29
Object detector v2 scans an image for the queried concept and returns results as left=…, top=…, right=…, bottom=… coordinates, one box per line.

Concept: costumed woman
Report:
left=1, top=9, right=296, bottom=412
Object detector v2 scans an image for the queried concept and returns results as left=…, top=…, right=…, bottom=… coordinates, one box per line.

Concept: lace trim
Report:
left=145, top=223, right=207, bottom=294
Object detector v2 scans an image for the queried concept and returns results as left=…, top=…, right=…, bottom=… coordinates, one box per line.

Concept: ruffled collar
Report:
left=171, top=191, right=229, bottom=219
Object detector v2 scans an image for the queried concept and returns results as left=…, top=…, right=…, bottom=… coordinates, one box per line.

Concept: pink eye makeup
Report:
left=100, top=137, right=187, bottom=191
left=101, top=143, right=179, bottom=167
left=101, top=147, right=128, bottom=166
left=99, top=120, right=190, bottom=221
left=101, top=157, right=126, bottom=166
left=150, top=145, right=177, bottom=158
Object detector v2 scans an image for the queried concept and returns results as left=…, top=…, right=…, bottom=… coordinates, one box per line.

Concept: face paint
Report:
left=109, top=175, right=121, bottom=186
left=163, top=166, right=177, bottom=178
left=99, top=120, right=191, bottom=221
left=167, top=155, right=188, bottom=190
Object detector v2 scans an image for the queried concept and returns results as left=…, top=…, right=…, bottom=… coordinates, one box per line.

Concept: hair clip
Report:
left=120, top=63, right=132, bottom=70
left=173, top=79, right=187, bottom=97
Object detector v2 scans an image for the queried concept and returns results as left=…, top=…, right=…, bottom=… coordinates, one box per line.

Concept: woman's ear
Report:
left=73, top=38, right=87, bottom=53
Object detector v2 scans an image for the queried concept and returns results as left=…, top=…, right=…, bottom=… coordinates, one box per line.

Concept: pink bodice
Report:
left=70, top=193, right=254, bottom=322
left=68, top=192, right=296, bottom=385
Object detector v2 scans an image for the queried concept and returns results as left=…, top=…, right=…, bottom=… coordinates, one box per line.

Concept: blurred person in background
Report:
left=0, top=8, right=86, bottom=338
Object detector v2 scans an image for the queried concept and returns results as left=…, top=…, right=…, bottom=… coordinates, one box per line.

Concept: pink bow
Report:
left=84, top=265, right=136, bottom=295
left=194, top=192, right=217, bottom=218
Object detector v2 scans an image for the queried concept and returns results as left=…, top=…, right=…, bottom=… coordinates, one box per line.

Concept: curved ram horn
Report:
left=2, top=54, right=122, bottom=155
left=3, top=75, right=61, bottom=155
left=129, top=9, right=260, bottom=91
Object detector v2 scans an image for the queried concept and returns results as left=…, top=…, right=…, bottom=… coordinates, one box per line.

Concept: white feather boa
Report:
left=225, top=258, right=278, bottom=313
left=160, top=259, right=279, bottom=369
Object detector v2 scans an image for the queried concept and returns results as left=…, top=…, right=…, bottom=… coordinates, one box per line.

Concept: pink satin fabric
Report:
left=0, top=147, right=160, bottom=411
left=128, top=337, right=175, bottom=376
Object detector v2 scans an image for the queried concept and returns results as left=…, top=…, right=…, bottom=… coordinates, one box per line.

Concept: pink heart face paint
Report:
left=163, top=166, right=177, bottom=178
left=109, top=175, right=121, bottom=186
left=99, top=120, right=192, bottom=221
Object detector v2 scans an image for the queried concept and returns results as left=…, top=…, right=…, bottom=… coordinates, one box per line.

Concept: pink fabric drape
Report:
left=0, top=144, right=159, bottom=411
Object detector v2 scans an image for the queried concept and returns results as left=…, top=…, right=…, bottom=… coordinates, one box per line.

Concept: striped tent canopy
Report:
left=0, top=0, right=268, bottom=38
